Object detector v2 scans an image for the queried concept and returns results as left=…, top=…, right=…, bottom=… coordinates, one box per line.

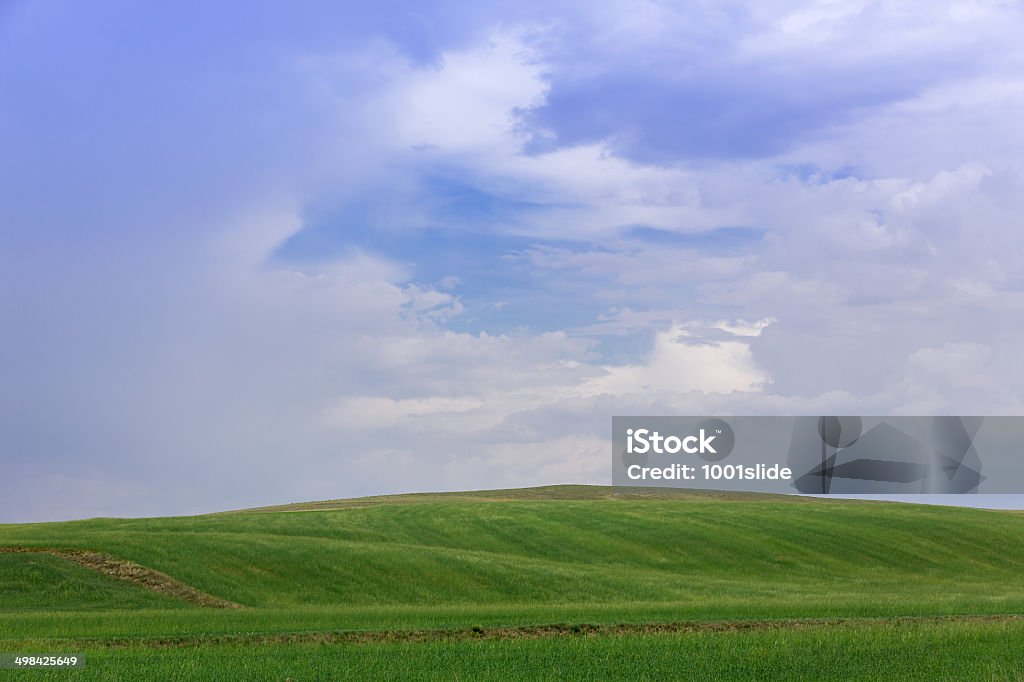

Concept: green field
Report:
left=2, top=486, right=1023, bottom=679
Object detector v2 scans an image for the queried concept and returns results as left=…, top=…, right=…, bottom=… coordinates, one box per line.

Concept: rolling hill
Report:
left=3, top=485, right=1024, bottom=679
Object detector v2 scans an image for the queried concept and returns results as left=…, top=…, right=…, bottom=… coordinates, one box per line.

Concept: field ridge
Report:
left=26, top=613, right=1024, bottom=650
left=224, top=484, right=823, bottom=514
left=0, top=546, right=241, bottom=609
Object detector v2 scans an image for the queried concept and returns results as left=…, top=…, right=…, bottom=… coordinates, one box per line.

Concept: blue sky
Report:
left=3, top=1, right=1024, bottom=520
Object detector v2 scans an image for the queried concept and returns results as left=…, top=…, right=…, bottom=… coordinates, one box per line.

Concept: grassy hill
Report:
left=3, top=485, right=1024, bottom=679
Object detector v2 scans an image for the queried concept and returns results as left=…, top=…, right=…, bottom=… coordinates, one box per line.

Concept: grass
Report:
left=2, top=485, right=1024, bottom=679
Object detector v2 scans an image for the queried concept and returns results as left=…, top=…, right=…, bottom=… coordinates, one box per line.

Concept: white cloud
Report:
left=390, top=32, right=548, bottom=152
left=322, top=396, right=486, bottom=430
left=579, top=326, right=770, bottom=397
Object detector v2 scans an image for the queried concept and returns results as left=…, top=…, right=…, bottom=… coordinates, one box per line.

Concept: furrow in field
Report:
left=39, top=613, right=1024, bottom=649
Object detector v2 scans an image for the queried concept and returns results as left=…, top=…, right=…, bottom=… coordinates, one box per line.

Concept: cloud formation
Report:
left=3, top=1, right=1024, bottom=520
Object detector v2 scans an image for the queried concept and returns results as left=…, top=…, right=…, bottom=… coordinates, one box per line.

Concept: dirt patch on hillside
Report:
left=0, top=546, right=241, bottom=608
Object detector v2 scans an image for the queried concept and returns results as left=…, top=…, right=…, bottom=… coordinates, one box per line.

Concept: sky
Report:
left=3, top=0, right=1024, bottom=521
